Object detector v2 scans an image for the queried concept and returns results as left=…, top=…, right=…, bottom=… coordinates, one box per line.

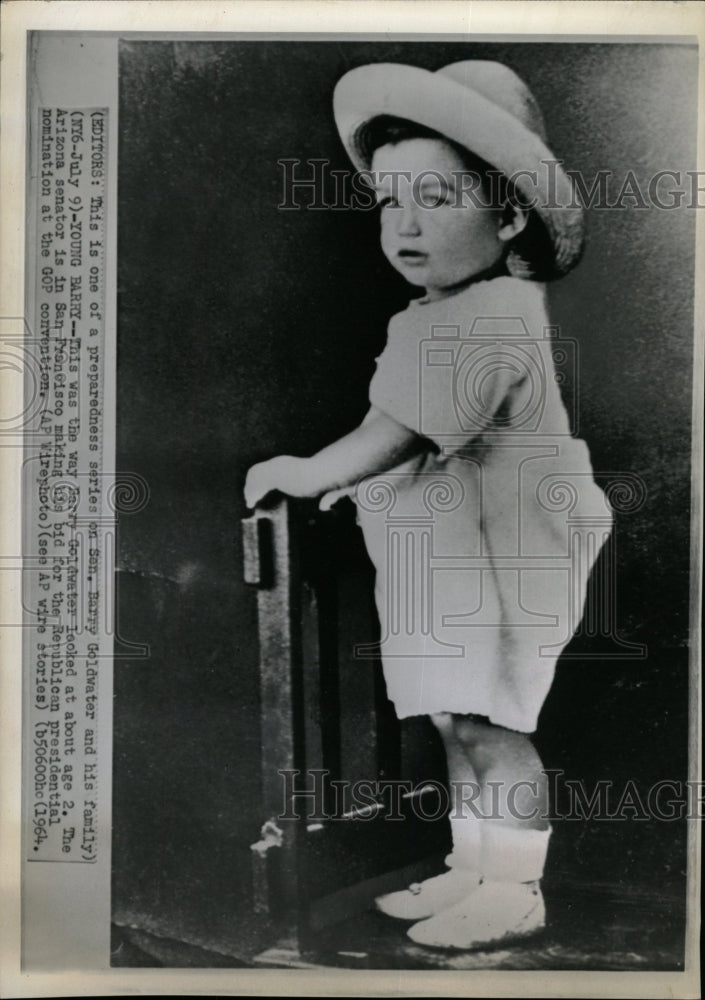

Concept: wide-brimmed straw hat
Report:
left=333, top=61, right=584, bottom=277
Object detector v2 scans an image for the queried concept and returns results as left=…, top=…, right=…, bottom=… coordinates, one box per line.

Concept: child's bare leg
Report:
left=449, top=713, right=549, bottom=831
left=428, top=712, right=483, bottom=868
left=376, top=713, right=550, bottom=929
left=372, top=713, right=482, bottom=920
left=405, top=711, right=549, bottom=947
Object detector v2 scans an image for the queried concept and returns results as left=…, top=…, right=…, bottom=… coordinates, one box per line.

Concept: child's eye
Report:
left=419, top=182, right=452, bottom=206
left=378, top=195, right=398, bottom=209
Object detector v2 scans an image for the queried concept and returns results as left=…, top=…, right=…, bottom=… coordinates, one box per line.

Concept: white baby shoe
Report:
left=406, top=878, right=545, bottom=949
left=374, top=868, right=481, bottom=921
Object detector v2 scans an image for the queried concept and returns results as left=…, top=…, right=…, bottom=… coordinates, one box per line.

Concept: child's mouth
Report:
left=397, top=249, right=428, bottom=265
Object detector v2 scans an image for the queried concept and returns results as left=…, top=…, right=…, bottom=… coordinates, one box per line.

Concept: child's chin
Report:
left=395, top=270, right=426, bottom=289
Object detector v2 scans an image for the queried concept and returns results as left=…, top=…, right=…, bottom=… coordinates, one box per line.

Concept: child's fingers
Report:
left=244, top=483, right=257, bottom=509
left=245, top=486, right=268, bottom=509
left=244, top=466, right=267, bottom=509
left=319, top=487, right=353, bottom=511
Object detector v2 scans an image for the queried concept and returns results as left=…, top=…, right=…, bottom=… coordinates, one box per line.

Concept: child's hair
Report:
left=357, top=114, right=556, bottom=281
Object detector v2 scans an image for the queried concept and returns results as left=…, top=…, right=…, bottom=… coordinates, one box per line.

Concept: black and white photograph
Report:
left=1, top=2, right=702, bottom=996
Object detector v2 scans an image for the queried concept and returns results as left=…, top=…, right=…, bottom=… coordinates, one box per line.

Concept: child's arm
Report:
left=244, top=407, right=425, bottom=509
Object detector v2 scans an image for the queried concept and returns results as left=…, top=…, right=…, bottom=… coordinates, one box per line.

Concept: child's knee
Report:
left=429, top=711, right=455, bottom=738
left=452, top=713, right=496, bottom=748
left=452, top=716, right=534, bottom=765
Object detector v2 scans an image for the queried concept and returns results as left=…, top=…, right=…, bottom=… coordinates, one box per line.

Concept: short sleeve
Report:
left=367, top=311, right=424, bottom=437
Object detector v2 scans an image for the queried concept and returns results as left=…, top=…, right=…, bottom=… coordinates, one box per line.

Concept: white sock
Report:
left=445, top=816, right=482, bottom=872
left=479, top=822, right=551, bottom=883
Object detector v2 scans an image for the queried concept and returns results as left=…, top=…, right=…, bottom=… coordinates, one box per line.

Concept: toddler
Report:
left=245, top=61, right=611, bottom=950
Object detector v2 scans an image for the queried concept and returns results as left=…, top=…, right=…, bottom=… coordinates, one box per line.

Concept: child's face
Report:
left=371, top=138, right=504, bottom=300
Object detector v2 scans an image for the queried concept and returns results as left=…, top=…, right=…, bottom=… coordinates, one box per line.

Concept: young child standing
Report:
left=245, top=60, right=611, bottom=950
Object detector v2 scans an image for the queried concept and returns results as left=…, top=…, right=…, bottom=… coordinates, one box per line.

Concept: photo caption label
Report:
left=25, top=107, right=108, bottom=863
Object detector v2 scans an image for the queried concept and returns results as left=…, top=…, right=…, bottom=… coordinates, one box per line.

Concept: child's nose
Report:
left=396, top=201, right=421, bottom=236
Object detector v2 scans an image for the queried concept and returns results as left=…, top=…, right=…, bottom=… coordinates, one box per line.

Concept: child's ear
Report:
left=498, top=204, right=528, bottom=243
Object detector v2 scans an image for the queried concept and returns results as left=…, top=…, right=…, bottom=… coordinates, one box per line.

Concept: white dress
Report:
left=355, top=276, right=612, bottom=733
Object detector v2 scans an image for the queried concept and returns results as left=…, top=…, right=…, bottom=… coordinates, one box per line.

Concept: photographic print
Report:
left=2, top=2, right=701, bottom=997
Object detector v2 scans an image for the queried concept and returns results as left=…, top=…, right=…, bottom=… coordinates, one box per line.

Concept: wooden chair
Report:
left=242, top=498, right=448, bottom=961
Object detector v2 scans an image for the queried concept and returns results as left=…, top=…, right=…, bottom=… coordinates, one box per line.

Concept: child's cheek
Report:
left=379, top=223, right=395, bottom=262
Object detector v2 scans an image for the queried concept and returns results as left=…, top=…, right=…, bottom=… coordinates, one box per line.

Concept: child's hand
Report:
left=319, top=486, right=355, bottom=511
left=244, top=456, right=314, bottom=509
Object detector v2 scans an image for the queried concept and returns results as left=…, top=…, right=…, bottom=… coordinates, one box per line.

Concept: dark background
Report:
left=112, top=39, right=697, bottom=960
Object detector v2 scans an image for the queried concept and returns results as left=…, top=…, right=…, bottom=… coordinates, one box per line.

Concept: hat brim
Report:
left=333, top=63, right=584, bottom=276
